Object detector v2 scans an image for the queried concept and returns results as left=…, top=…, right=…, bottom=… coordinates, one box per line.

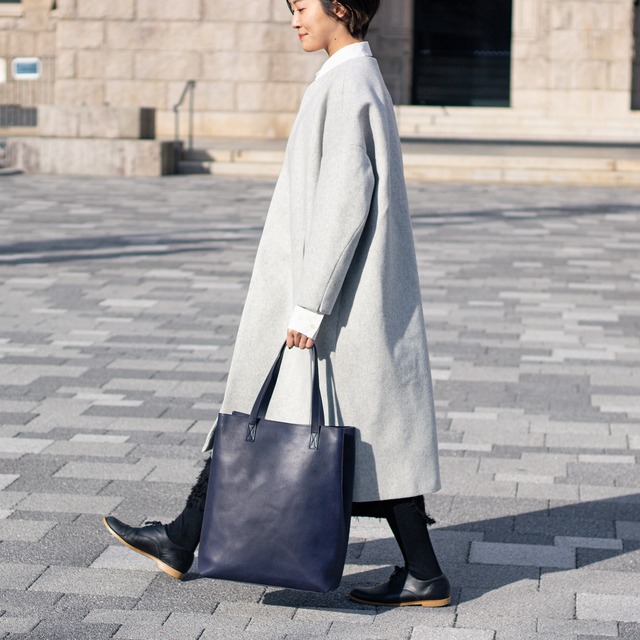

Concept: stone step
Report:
left=179, top=158, right=281, bottom=178
left=179, top=143, right=640, bottom=186
left=177, top=160, right=214, bottom=175
left=402, top=155, right=640, bottom=187
left=401, top=127, right=640, bottom=145
left=394, top=107, right=640, bottom=143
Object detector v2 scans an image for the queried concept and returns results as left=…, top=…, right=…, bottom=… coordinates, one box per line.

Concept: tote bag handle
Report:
left=247, top=343, right=326, bottom=448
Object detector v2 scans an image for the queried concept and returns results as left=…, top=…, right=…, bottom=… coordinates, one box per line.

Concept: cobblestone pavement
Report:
left=0, top=175, right=639, bottom=640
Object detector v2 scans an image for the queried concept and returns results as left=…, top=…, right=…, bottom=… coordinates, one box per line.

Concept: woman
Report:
left=104, top=0, right=450, bottom=608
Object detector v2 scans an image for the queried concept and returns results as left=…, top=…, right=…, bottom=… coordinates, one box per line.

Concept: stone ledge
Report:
left=0, top=4, right=23, bottom=17
left=38, top=105, right=156, bottom=139
left=0, top=126, right=42, bottom=137
left=7, top=137, right=177, bottom=176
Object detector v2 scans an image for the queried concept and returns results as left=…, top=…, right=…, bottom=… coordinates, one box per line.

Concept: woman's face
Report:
left=289, top=0, right=342, bottom=54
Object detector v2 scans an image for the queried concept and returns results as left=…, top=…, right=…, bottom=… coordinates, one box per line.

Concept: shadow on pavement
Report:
left=410, top=202, right=640, bottom=227
left=258, top=494, right=640, bottom=611
left=0, top=230, right=264, bottom=266
left=1, top=199, right=637, bottom=265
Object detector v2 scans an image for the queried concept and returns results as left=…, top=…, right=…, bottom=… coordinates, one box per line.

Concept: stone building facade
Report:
left=1, top=0, right=639, bottom=145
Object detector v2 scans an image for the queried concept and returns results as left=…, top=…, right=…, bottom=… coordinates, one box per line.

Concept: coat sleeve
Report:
left=295, top=91, right=376, bottom=316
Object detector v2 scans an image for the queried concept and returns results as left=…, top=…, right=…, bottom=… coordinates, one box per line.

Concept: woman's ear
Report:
left=333, top=1, right=348, bottom=19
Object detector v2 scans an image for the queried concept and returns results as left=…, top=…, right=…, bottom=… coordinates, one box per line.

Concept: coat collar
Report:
left=315, top=41, right=372, bottom=80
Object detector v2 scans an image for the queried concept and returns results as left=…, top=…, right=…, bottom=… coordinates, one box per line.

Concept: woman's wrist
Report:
left=288, top=305, right=324, bottom=340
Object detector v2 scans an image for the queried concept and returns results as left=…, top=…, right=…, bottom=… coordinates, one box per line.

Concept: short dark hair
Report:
left=286, top=0, right=380, bottom=39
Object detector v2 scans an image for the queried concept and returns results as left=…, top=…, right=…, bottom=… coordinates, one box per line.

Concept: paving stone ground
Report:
left=0, top=174, right=639, bottom=640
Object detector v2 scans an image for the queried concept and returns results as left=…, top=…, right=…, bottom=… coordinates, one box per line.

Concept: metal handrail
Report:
left=173, top=80, right=196, bottom=152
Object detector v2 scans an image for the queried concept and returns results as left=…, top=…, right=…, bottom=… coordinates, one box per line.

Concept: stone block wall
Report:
left=512, top=0, right=636, bottom=117
left=2, top=0, right=639, bottom=142
left=38, top=104, right=152, bottom=138
left=52, top=0, right=324, bottom=138
left=0, top=0, right=56, bottom=108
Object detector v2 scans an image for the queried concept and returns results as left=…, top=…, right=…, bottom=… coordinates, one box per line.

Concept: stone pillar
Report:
left=510, top=0, right=549, bottom=112
left=368, top=0, right=413, bottom=105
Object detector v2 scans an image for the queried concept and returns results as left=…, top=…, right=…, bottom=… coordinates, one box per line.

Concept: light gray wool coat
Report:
left=204, top=55, right=441, bottom=501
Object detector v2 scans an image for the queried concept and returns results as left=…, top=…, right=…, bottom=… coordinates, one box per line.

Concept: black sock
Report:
left=164, top=507, right=204, bottom=552
left=165, top=458, right=211, bottom=552
left=386, top=496, right=442, bottom=581
left=351, top=500, right=387, bottom=519
left=384, top=508, right=408, bottom=561
left=351, top=496, right=442, bottom=581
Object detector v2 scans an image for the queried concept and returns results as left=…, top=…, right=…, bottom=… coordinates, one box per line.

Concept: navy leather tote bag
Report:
left=198, top=344, right=356, bottom=593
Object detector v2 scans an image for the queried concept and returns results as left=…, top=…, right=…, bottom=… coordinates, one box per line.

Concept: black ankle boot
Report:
left=103, top=516, right=194, bottom=580
left=348, top=566, right=451, bottom=607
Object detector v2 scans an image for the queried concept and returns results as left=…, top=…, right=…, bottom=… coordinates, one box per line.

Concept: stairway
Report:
left=179, top=143, right=285, bottom=179
left=177, top=138, right=640, bottom=187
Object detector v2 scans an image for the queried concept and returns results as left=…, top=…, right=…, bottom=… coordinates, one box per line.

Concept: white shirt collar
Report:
left=315, top=41, right=372, bottom=80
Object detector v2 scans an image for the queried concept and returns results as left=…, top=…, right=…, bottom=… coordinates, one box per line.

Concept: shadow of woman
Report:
left=260, top=493, right=640, bottom=611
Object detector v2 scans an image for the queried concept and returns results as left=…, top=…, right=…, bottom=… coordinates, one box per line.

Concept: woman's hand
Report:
left=287, top=329, right=315, bottom=350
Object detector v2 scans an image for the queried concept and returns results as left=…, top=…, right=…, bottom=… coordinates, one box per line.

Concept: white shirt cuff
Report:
left=288, top=305, right=324, bottom=340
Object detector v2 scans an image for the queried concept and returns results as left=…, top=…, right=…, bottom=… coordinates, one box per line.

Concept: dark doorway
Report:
left=412, top=0, right=513, bottom=107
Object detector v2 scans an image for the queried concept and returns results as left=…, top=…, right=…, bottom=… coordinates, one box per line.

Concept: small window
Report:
left=12, top=57, right=41, bottom=80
